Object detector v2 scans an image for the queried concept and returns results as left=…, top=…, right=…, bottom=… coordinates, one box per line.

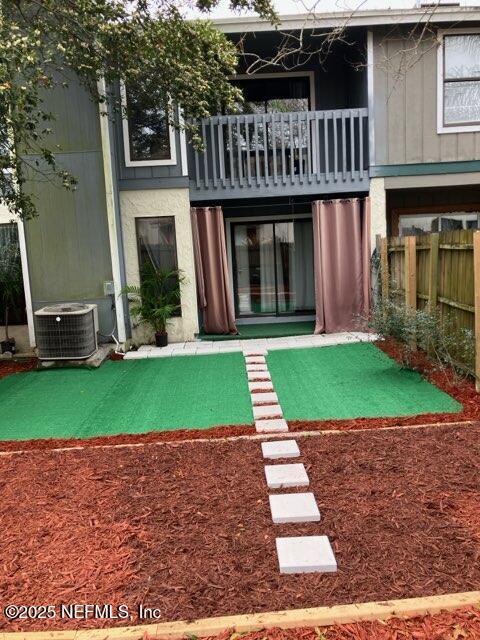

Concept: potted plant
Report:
left=0, top=241, right=23, bottom=355
left=122, top=262, right=184, bottom=347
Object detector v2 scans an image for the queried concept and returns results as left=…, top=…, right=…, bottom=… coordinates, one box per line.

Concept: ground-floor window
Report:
left=231, top=218, right=315, bottom=317
left=135, top=216, right=181, bottom=316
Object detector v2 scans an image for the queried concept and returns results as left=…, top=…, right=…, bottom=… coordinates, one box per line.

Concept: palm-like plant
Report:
left=122, top=261, right=184, bottom=339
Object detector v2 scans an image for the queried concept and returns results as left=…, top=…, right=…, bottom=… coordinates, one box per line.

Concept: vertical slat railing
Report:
left=298, top=114, right=303, bottom=185
left=227, top=118, right=234, bottom=187
left=188, top=108, right=368, bottom=193
left=359, top=110, right=364, bottom=180
left=350, top=110, right=355, bottom=177
left=245, top=116, right=252, bottom=187
left=217, top=120, right=226, bottom=187
left=262, top=114, right=269, bottom=186
left=333, top=111, right=338, bottom=182
left=324, top=112, right=330, bottom=183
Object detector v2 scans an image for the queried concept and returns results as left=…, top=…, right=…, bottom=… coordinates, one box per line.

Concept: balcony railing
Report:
left=188, top=108, right=369, bottom=200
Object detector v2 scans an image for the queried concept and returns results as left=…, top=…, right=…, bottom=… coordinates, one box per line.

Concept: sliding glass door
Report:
left=232, top=219, right=314, bottom=317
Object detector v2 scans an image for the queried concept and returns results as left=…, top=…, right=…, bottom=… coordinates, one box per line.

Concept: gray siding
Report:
left=372, top=26, right=480, bottom=167
left=23, top=72, right=115, bottom=336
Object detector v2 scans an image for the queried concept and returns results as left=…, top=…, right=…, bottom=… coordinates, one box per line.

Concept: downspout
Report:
left=17, top=218, right=36, bottom=348
left=97, top=78, right=127, bottom=345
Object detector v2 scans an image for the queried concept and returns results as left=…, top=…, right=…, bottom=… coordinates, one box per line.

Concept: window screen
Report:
left=443, top=35, right=480, bottom=126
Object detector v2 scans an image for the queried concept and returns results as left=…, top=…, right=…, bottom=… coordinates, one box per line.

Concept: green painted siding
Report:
left=371, top=160, right=480, bottom=177
left=23, top=73, right=114, bottom=333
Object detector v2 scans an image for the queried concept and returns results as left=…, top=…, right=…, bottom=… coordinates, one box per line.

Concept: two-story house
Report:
left=6, top=4, right=480, bottom=350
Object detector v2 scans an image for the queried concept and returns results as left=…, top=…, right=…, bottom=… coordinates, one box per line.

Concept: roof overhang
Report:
left=212, top=6, right=480, bottom=33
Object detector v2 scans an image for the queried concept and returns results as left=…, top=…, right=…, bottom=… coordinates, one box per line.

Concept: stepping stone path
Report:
left=264, top=463, right=309, bottom=489
left=241, top=348, right=337, bottom=576
left=251, top=391, right=278, bottom=406
left=249, top=380, right=274, bottom=392
left=261, top=440, right=300, bottom=459
left=269, top=492, right=320, bottom=523
left=255, top=418, right=289, bottom=433
left=276, top=536, right=337, bottom=574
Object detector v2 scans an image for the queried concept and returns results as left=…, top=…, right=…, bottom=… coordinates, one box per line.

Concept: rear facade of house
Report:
left=5, top=5, right=480, bottom=350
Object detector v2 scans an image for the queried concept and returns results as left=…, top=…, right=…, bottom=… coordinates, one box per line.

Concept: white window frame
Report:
left=120, top=82, right=177, bottom=167
left=437, top=28, right=480, bottom=134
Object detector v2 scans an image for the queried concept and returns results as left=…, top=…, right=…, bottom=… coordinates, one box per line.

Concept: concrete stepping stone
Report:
left=247, top=371, right=271, bottom=381
left=251, top=391, right=278, bottom=406
left=269, top=492, right=320, bottom=523
left=246, top=363, right=268, bottom=372
left=248, top=381, right=273, bottom=392
left=243, top=347, right=268, bottom=356
left=245, top=356, right=266, bottom=364
left=261, top=440, right=300, bottom=459
left=253, top=404, right=282, bottom=419
left=265, top=463, right=309, bottom=488
left=255, top=418, right=288, bottom=433
left=276, top=536, right=337, bottom=574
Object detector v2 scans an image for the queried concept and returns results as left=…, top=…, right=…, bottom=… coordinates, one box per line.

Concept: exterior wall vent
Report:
left=34, top=303, right=98, bottom=360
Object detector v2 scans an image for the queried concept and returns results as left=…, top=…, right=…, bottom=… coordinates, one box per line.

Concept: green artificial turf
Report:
left=0, top=353, right=253, bottom=441
left=200, top=321, right=315, bottom=341
left=267, top=342, right=462, bottom=421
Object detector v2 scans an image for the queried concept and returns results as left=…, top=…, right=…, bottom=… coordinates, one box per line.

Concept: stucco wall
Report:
left=120, top=188, right=199, bottom=344
left=369, top=177, right=387, bottom=248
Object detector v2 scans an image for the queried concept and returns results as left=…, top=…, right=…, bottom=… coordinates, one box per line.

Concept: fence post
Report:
left=380, top=237, right=389, bottom=301
left=404, top=235, right=417, bottom=311
left=428, top=233, right=439, bottom=313
left=474, top=231, right=480, bottom=392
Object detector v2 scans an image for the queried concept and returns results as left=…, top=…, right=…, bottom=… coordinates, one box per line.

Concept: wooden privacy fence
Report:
left=379, top=229, right=480, bottom=390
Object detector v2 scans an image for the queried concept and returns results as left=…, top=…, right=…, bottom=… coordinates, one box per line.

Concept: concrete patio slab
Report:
left=276, top=536, right=337, bottom=574
left=264, top=463, right=309, bottom=488
left=253, top=404, right=282, bottom=419
left=248, top=381, right=274, bottom=392
left=255, top=418, right=289, bottom=433
left=261, top=440, right=300, bottom=459
left=269, top=492, right=320, bottom=523
left=251, top=392, right=278, bottom=405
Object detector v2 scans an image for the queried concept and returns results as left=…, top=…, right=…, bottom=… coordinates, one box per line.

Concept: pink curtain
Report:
left=312, top=198, right=371, bottom=334
left=190, top=206, right=238, bottom=335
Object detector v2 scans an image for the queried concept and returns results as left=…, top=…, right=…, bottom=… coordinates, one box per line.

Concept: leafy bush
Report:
left=370, top=298, right=475, bottom=382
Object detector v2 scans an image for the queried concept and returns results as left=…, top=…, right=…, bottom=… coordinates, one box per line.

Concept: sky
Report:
left=186, top=0, right=480, bottom=19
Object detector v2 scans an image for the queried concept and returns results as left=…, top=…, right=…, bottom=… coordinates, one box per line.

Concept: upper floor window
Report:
left=438, top=31, right=480, bottom=133
left=121, top=84, right=176, bottom=167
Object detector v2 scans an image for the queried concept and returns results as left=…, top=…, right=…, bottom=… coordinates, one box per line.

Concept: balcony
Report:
left=188, top=108, right=369, bottom=201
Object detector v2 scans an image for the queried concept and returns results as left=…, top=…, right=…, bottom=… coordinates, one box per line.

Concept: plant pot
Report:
left=155, top=332, right=168, bottom=348
left=1, top=338, right=16, bottom=355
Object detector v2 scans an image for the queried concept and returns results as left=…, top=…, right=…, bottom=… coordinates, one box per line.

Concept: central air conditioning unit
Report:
left=34, top=303, right=99, bottom=360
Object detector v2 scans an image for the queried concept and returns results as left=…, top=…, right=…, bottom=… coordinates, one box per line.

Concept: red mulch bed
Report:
left=0, top=424, right=478, bottom=631
left=0, top=340, right=478, bottom=452
left=199, top=607, right=480, bottom=640
left=0, top=358, right=37, bottom=380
